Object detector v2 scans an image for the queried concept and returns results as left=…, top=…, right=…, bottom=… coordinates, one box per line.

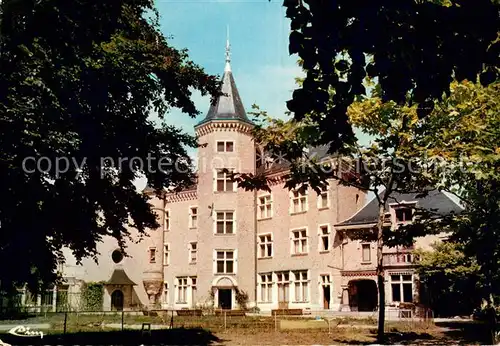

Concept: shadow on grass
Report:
left=0, top=327, right=221, bottom=345
left=436, top=320, right=491, bottom=345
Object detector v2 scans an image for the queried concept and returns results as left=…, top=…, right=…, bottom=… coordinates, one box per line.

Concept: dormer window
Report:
left=395, top=206, right=414, bottom=223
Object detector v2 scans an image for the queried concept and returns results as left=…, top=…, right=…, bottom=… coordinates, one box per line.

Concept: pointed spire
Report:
left=225, top=25, right=231, bottom=72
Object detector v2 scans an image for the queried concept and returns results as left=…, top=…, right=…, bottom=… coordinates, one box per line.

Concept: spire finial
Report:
left=225, top=25, right=231, bottom=72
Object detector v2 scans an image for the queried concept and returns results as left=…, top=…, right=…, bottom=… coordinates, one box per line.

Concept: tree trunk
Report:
left=376, top=203, right=386, bottom=343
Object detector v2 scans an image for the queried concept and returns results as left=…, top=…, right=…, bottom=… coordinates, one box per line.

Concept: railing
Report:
left=383, top=252, right=416, bottom=266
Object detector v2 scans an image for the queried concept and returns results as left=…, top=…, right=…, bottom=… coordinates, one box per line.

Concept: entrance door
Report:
left=323, top=286, right=331, bottom=309
left=218, top=289, right=232, bottom=310
left=111, top=290, right=124, bottom=311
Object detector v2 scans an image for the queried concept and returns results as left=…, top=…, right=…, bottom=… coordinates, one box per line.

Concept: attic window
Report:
left=395, top=207, right=413, bottom=223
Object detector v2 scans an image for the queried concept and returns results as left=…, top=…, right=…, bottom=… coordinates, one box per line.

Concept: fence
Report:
left=0, top=308, right=435, bottom=336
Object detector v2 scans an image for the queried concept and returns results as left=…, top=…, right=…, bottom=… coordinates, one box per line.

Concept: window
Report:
left=163, top=244, right=170, bottom=265
left=189, top=242, right=197, bottom=264
left=191, top=277, right=197, bottom=305
left=258, top=234, right=273, bottom=258
left=318, top=186, right=329, bottom=209
left=216, top=211, right=234, bottom=234
left=294, top=271, right=309, bottom=302
left=260, top=274, right=273, bottom=303
left=258, top=195, right=272, bottom=219
left=277, top=272, right=290, bottom=303
left=164, top=209, right=170, bottom=231
left=177, top=277, right=188, bottom=303
left=149, top=247, right=156, bottom=263
left=163, top=283, right=169, bottom=304
left=391, top=274, right=413, bottom=303
left=395, top=207, right=413, bottom=223
left=215, top=169, right=235, bottom=192
left=290, top=189, right=307, bottom=213
left=216, top=250, right=235, bottom=274
left=362, top=244, right=371, bottom=262
left=189, top=207, right=198, bottom=228
left=216, top=141, right=234, bottom=152
left=111, top=249, right=124, bottom=264
left=319, top=225, right=330, bottom=252
left=291, top=229, right=308, bottom=255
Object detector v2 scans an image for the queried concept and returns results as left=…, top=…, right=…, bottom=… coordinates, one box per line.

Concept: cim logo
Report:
left=7, top=325, right=44, bottom=339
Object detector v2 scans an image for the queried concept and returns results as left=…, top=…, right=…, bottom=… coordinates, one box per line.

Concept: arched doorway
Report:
left=348, top=280, right=377, bottom=312
left=111, top=290, right=124, bottom=311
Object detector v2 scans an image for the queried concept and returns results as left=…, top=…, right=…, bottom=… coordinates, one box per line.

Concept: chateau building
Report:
left=18, top=40, right=461, bottom=314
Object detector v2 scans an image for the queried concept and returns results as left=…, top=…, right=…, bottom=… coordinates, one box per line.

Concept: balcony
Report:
left=383, top=252, right=416, bottom=266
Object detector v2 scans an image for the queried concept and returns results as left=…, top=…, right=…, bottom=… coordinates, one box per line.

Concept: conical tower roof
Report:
left=196, top=32, right=252, bottom=126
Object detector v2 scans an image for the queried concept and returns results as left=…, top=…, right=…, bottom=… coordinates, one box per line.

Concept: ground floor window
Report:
left=390, top=274, right=413, bottom=303
left=259, top=273, right=272, bottom=302
left=293, top=271, right=309, bottom=303
left=276, top=272, right=290, bottom=303
left=177, top=277, right=188, bottom=303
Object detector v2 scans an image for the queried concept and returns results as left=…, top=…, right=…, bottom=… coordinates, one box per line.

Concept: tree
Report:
left=0, top=0, right=219, bottom=293
left=415, top=242, right=481, bottom=317
left=276, top=0, right=499, bottom=153
left=411, top=80, right=500, bottom=343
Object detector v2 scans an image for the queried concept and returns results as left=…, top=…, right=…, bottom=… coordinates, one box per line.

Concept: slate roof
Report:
left=195, top=62, right=252, bottom=126
left=335, top=190, right=463, bottom=228
left=106, top=268, right=136, bottom=286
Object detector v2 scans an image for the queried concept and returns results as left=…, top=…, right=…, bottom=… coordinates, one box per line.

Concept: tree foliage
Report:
left=278, top=0, right=499, bottom=152
left=415, top=242, right=480, bottom=317
left=0, top=0, right=219, bottom=292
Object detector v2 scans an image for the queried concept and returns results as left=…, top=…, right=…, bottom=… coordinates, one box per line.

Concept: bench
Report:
left=272, top=309, right=303, bottom=316
left=215, top=310, right=246, bottom=317
left=176, top=309, right=202, bottom=316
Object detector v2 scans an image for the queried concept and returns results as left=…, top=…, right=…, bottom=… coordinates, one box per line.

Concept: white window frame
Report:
left=317, top=185, right=330, bottom=209
left=164, top=209, right=171, bottom=231
left=189, top=242, right=197, bottom=264
left=216, top=140, right=235, bottom=153
left=257, top=194, right=273, bottom=220
left=361, top=243, right=371, bottom=263
left=390, top=273, right=414, bottom=303
left=188, top=206, right=198, bottom=229
left=391, top=202, right=416, bottom=225
left=259, top=273, right=273, bottom=303
left=190, top=276, right=197, bottom=306
left=318, top=224, right=331, bottom=252
left=214, top=210, right=235, bottom=235
left=290, top=227, right=309, bottom=255
left=214, top=168, right=236, bottom=192
left=163, top=282, right=169, bottom=304
left=163, top=243, right=170, bottom=266
left=289, top=189, right=308, bottom=214
left=293, top=270, right=309, bottom=303
left=176, top=277, right=188, bottom=304
left=258, top=233, right=273, bottom=259
left=149, top=247, right=157, bottom=264
left=214, top=249, right=237, bottom=275
left=276, top=271, right=290, bottom=303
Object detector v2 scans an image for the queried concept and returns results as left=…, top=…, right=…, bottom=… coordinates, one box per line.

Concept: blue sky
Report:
left=155, top=0, right=301, bottom=133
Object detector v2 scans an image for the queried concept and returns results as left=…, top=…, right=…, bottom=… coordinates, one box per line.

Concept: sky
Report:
left=154, top=0, right=301, bottom=133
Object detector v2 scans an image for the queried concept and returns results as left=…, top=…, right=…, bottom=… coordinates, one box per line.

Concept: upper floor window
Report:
left=163, top=243, right=170, bottom=265
left=189, top=242, right=197, bottom=264
left=164, top=209, right=170, bottom=231
left=215, top=169, right=236, bottom=192
left=291, top=229, right=308, bottom=255
left=319, top=225, right=330, bottom=252
left=215, top=211, right=234, bottom=234
left=258, top=195, right=272, bottom=219
left=362, top=243, right=371, bottom=262
left=318, top=186, right=329, bottom=209
left=290, top=189, right=307, bottom=214
left=149, top=247, right=156, bottom=263
left=395, top=207, right=414, bottom=223
left=215, top=250, right=235, bottom=274
left=258, top=233, right=273, bottom=258
left=189, top=207, right=198, bottom=228
left=217, top=141, right=234, bottom=152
